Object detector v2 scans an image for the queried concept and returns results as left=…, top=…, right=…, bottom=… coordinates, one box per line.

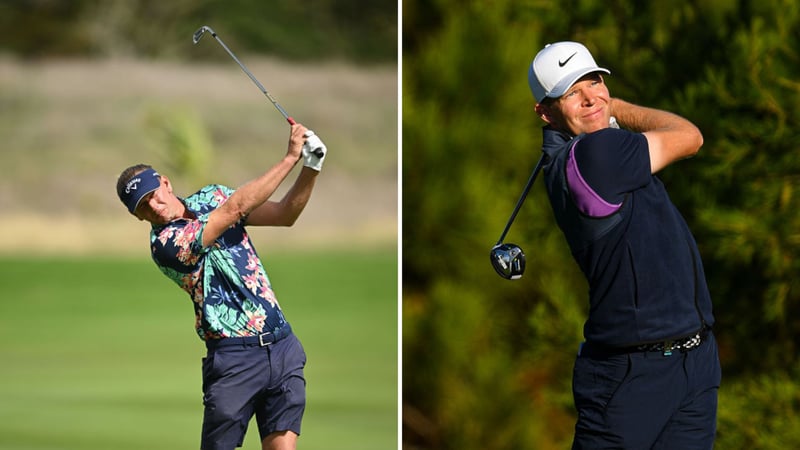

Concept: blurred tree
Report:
left=0, top=0, right=397, bottom=63
left=0, top=0, right=90, bottom=57
left=82, top=0, right=201, bottom=58
left=680, top=0, right=800, bottom=373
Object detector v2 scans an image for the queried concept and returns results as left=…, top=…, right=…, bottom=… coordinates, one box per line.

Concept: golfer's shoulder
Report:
left=579, top=127, right=638, bottom=147
left=193, top=183, right=233, bottom=194
left=181, top=184, right=236, bottom=216
left=575, top=128, right=646, bottom=160
left=189, top=184, right=235, bottom=201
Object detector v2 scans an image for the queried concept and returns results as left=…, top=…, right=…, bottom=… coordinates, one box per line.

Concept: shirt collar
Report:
left=541, top=125, right=575, bottom=159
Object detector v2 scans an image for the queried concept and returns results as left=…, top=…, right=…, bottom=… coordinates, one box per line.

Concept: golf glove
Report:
left=302, top=130, right=327, bottom=172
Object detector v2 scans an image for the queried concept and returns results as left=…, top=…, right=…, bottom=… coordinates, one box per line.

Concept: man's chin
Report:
left=586, top=120, right=612, bottom=134
left=148, top=216, right=171, bottom=225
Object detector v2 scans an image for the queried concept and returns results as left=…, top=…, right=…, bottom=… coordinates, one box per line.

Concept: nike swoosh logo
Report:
left=558, top=52, right=577, bottom=67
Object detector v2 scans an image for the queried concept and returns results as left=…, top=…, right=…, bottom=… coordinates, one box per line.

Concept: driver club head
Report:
left=192, top=26, right=214, bottom=44
left=490, top=243, right=526, bottom=280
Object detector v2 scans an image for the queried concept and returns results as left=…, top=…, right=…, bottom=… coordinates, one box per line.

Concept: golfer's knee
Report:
left=262, top=430, right=298, bottom=450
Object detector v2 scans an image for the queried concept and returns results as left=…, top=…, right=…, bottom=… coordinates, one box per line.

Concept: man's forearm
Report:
left=228, top=156, right=299, bottom=219
left=610, top=98, right=692, bottom=134
left=201, top=155, right=299, bottom=248
left=610, top=98, right=703, bottom=172
left=243, top=166, right=318, bottom=226
left=275, top=167, right=318, bottom=226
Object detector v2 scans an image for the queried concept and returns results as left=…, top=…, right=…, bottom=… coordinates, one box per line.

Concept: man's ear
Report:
left=161, top=175, right=173, bottom=194
left=535, top=103, right=554, bottom=124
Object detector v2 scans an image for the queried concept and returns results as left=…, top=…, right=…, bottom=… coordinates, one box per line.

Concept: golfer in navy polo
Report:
left=528, top=42, right=721, bottom=449
left=116, top=123, right=326, bottom=450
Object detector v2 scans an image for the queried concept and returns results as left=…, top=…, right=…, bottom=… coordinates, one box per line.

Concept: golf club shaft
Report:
left=195, top=26, right=324, bottom=158
left=204, top=28, right=295, bottom=124
left=495, top=153, right=547, bottom=246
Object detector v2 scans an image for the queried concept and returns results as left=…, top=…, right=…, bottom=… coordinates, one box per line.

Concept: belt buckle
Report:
left=662, top=340, right=674, bottom=356
left=258, top=332, right=273, bottom=347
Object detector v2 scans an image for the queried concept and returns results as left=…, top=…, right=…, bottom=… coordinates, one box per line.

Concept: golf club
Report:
left=490, top=153, right=547, bottom=280
left=193, top=25, right=324, bottom=158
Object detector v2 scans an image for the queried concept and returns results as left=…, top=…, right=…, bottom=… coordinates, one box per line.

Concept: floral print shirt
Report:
left=149, top=184, right=287, bottom=341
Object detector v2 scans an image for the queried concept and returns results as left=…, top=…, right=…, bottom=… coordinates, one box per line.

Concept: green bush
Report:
left=143, top=104, right=214, bottom=185
left=717, top=365, right=800, bottom=449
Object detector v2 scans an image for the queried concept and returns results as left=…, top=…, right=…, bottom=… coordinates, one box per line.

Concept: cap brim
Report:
left=547, top=67, right=611, bottom=99
left=127, top=185, right=160, bottom=214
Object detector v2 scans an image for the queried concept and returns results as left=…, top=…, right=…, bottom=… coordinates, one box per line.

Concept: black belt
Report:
left=633, top=330, right=705, bottom=355
left=205, top=323, right=292, bottom=350
left=582, top=328, right=709, bottom=357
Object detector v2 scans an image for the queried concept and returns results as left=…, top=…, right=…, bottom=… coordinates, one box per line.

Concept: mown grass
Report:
left=0, top=250, right=397, bottom=450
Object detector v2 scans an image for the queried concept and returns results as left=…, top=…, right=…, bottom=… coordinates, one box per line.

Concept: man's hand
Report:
left=609, top=98, right=703, bottom=173
left=287, top=124, right=308, bottom=161
left=302, top=130, right=327, bottom=171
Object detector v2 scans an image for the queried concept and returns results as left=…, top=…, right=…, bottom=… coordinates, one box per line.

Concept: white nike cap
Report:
left=528, top=41, right=610, bottom=103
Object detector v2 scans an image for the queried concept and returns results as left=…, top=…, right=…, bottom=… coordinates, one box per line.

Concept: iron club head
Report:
left=192, top=26, right=215, bottom=44
left=490, top=243, right=526, bottom=280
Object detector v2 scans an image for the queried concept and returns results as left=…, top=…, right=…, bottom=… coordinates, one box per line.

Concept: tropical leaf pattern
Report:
left=149, top=184, right=287, bottom=341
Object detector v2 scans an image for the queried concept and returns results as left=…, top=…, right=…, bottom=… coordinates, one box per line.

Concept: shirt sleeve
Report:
left=568, top=128, right=651, bottom=216
left=150, top=184, right=242, bottom=272
left=151, top=219, right=207, bottom=273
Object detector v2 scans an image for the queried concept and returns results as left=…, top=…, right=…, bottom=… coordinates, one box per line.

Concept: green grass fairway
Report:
left=0, top=250, right=397, bottom=450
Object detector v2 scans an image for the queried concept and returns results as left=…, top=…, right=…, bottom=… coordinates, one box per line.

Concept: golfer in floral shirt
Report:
left=116, top=123, right=326, bottom=450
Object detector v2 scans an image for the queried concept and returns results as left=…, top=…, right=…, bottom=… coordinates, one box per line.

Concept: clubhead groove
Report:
left=192, top=26, right=214, bottom=44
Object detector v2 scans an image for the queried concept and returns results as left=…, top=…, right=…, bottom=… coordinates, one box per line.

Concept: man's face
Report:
left=536, top=73, right=611, bottom=136
left=133, top=176, right=180, bottom=225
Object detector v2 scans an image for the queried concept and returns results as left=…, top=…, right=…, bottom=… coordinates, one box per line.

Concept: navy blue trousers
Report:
left=572, top=332, right=720, bottom=450
left=200, top=333, right=306, bottom=450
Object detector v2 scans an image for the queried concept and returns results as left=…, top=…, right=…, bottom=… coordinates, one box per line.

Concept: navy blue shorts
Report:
left=571, top=331, right=721, bottom=449
left=200, top=333, right=306, bottom=450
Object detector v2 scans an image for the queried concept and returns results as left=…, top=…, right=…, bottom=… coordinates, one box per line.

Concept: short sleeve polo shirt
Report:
left=543, top=127, right=713, bottom=346
left=149, top=184, right=288, bottom=341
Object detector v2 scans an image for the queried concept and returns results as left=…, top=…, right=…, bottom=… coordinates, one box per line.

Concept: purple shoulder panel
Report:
left=566, top=141, right=622, bottom=217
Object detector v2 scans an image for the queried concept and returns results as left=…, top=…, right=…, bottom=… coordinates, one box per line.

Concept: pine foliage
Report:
left=403, top=1, right=800, bottom=448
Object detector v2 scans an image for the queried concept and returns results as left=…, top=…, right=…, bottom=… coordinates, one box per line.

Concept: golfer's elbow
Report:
left=684, top=129, right=703, bottom=160
left=227, top=200, right=252, bottom=223
left=275, top=205, right=304, bottom=227
left=278, top=214, right=299, bottom=227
